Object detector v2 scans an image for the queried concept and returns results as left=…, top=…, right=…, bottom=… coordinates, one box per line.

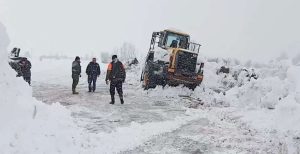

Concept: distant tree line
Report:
left=101, top=42, right=138, bottom=63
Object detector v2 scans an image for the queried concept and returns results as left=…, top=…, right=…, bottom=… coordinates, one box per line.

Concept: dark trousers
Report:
left=72, top=75, right=79, bottom=92
left=110, top=80, right=123, bottom=99
left=23, top=76, right=31, bottom=85
left=88, top=75, right=97, bottom=91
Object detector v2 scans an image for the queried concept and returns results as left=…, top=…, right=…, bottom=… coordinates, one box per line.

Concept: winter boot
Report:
left=72, top=87, right=74, bottom=93
left=109, top=95, right=115, bottom=104
left=120, top=95, right=124, bottom=104
left=72, top=88, right=79, bottom=94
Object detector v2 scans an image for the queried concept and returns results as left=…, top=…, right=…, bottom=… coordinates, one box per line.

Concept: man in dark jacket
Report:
left=86, top=58, right=101, bottom=92
left=19, top=58, right=31, bottom=85
left=105, top=55, right=126, bottom=104
left=72, top=56, right=81, bottom=94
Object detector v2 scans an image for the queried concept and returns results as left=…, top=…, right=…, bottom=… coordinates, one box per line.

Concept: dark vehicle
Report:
left=141, top=29, right=204, bottom=90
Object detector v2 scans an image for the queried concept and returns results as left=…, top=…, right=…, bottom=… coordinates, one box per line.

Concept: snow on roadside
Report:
left=226, top=58, right=300, bottom=134
left=0, top=22, right=84, bottom=154
left=239, top=62, right=300, bottom=131
left=191, top=54, right=300, bottom=153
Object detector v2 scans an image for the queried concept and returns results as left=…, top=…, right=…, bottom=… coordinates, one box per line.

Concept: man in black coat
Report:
left=86, top=58, right=101, bottom=92
left=72, top=56, right=81, bottom=94
left=19, top=58, right=31, bottom=85
left=105, top=55, right=126, bottom=104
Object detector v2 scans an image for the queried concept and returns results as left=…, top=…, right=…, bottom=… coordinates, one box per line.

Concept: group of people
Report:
left=72, top=55, right=126, bottom=105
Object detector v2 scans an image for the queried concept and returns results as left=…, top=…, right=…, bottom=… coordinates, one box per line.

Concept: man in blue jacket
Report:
left=86, top=58, right=101, bottom=92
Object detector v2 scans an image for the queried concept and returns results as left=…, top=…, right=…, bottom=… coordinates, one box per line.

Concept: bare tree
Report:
left=102, top=42, right=137, bottom=63
left=118, top=42, right=137, bottom=61
left=101, top=52, right=110, bottom=63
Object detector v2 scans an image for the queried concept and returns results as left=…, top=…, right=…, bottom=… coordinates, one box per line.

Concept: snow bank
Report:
left=193, top=54, right=300, bottom=136
left=240, top=62, right=300, bottom=134
left=0, top=22, right=84, bottom=153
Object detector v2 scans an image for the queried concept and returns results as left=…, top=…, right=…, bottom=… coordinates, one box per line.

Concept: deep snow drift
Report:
left=0, top=22, right=86, bottom=154
left=197, top=55, right=300, bottom=134
left=193, top=54, right=300, bottom=152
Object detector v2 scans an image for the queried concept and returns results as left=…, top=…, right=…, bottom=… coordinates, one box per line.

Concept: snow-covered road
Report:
left=31, top=60, right=289, bottom=153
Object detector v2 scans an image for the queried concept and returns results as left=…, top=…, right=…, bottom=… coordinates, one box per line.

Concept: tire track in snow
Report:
left=80, top=110, right=205, bottom=153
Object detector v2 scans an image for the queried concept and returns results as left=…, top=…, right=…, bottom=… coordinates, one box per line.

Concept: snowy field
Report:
left=1, top=22, right=300, bottom=153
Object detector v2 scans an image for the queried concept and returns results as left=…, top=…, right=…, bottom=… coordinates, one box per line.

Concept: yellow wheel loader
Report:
left=141, top=29, right=204, bottom=90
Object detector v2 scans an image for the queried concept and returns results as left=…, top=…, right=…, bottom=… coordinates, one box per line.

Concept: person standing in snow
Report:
left=86, top=58, right=101, bottom=92
left=105, top=55, right=126, bottom=104
left=72, top=56, right=81, bottom=94
left=19, top=57, right=31, bottom=85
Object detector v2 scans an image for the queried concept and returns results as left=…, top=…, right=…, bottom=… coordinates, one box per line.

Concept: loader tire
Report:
left=189, top=84, right=198, bottom=91
left=143, top=73, right=157, bottom=90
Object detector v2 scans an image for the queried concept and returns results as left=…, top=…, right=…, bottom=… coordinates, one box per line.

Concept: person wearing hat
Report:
left=72, top=56, right=81, bottom=94
left=105, top=55, right=126, bottom=104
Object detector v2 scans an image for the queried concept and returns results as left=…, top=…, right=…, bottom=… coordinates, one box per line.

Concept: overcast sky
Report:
left=0, top=0, right=300, bottom=61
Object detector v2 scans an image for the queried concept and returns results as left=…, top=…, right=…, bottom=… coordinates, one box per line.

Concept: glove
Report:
left=106, top=80, right=109, bottom=85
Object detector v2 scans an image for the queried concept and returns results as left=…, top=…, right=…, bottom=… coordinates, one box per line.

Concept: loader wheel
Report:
left=189, top=84, right=198, bottom=91
left=143, top=73, right=157, bottom=90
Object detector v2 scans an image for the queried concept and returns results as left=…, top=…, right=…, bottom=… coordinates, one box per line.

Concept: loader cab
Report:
left=158, top=30, right=190, bottom=50
left=149, top=29, right=200, bottom=53
left=147, top=29, right=201, bottom=66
